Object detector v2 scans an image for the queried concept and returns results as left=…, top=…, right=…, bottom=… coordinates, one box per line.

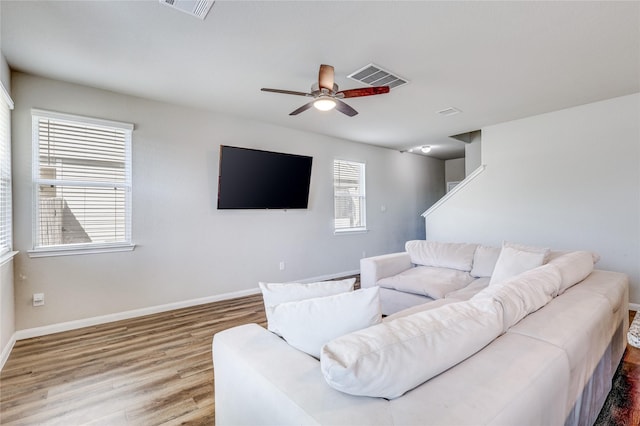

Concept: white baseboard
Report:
left=297, top=269, right=360, bottom=284
left=0, top=332, right=17, bottom=372
left=13, top=269, right=360, bottom=341
left=14, top=287, right=260, bottom=341
left=629, top=303, right=640, bottom=312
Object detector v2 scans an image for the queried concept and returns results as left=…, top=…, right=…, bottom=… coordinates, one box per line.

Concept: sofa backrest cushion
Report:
left=474, top=263, right=561, bottom=331
left=547, top=250, right=600, bottom=264
left=470, top=245, right=501, bottom=278
left=405, top=240, right=478, bottom=271
left=547, top=251, right=595, bottom=294
left=489, top=242, right=549, bottom=285
left=320, top=297, right=503, bottom=399
left=269, top=287, right=382, bottom=359
left=259, top=278, right=355, bottom=334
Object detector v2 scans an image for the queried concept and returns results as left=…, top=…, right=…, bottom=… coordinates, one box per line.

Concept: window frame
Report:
left=0, top=83, right=15, bottom=264
left=28, top=109, right=135, bottom=258
left=333, top=159, right=367, bottom=234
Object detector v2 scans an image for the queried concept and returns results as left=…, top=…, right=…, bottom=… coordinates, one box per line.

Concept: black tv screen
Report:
left=217, top=145, right=313, bottom=210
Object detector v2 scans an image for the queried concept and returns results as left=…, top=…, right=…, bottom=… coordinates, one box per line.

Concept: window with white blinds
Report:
left=31, top=109, right=133, bottom=253
left=333, top=159, right=366, bottom=232
left=0, top=86, right=13, bottom=257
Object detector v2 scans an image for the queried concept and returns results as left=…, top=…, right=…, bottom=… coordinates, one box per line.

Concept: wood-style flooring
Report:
left=0, top=294, right=267, bottom=425
left=1, top=292, right=640, bottom=425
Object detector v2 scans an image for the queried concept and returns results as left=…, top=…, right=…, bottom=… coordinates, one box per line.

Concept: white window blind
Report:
left=333, top=159, right=366, bottom=232
left=0, top=86, right=13, bottom=257
left=32, top=110, right=133, bottom=252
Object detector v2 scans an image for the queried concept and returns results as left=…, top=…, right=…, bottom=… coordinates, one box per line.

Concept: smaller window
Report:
left=333, top=159, right=366, bottom=233
left=30, top=109, right=134, bottom=256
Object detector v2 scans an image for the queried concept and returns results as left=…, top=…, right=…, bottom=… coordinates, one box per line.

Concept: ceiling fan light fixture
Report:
left=421, top=145, right=432, bottom=153
left=313, top=97, right=336, bottom=111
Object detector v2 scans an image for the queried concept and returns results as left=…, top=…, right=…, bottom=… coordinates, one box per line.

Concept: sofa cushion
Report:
left=405, top=240, right=478, bottom=271
left=564, top=269, right=627, bottom=314
left=320, top=297, right=503, bottom=399
left=470, top=245, right=501, bottom=278
left=547, top=250, right=601, bottom=264
left=259, top=278, right=355, bottom=334
left=388, top=332, right=570, bottom=426
left=269, top=287, right=382, bottom=359
left=489, top=242, right=549, bottom=285
left=445, top=277, right=490, bottom=301
left=474, top=263, right=561, bottom=331
left=377, top=266, right=475, bottom=299
left=547, top=251, right=595, bottom=294
left=377, top=287, right=435, bottom=317
left=507, top=288, right=614, bottom=415
left=383, top=298, right=460, bottom=321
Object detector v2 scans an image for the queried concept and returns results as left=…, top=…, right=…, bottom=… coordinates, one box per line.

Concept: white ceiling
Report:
left=2, top=1, right=639, bottom=160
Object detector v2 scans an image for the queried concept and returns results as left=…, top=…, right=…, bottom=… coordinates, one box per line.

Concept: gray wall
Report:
left=464, top=132, right=482, bottom=176
left=445, top=158, right=465, bottom=188
left=0, top=0, right=9, bottom=91
left=0, top=52, right=9, bottom=91
left=426, top=93, right=640, bottom=302
left=11, top=72, right=444, bottom=331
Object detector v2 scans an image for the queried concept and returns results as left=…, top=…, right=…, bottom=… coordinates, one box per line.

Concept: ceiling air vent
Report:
left=437, top=107, right=462, bottom=117
left=160, top=0, right=214, bottom=20
left=348, top=64, right=408, bottom=89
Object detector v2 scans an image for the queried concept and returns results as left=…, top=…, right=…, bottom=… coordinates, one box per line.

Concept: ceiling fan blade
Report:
left=289, top=101, right=315, bottom=116
left=335, top=100, right=358, bottom=117
left=318, top=64, right=335, bottom=91
left=261, top=88, right=312, bottom=97
left=338, top=86, right=390, bottom=98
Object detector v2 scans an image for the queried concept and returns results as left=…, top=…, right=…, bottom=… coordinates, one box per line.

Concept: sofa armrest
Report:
left=360, top=252, right=413, bottom=289
left=213, top=324, right=391, bottom=425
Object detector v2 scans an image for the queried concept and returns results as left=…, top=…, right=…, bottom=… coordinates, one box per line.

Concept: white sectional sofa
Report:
left=213, top=241, right=629, bottom=426
left=360, top=241, right=491, bottom=315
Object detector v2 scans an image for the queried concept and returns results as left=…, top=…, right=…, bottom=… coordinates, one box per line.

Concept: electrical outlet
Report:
left=279, top=261, right=285, bottom=271
left=33, top=293, right=45, bottom=307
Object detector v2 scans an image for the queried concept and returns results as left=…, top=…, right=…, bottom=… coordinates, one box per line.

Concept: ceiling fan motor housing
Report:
left=311, top=83, right=339, bottom=96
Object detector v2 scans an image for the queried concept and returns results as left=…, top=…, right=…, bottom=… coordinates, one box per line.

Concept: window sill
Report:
left=28, top=243, right=136, bottom=258
left=334, top=228, right=368, bottom=236
left=0, top=251, right=18, bottom=267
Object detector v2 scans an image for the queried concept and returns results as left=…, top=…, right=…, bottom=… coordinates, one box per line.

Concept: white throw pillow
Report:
left=473, top=263, right=561, bottom=331
left=548, top=251, right=595, bottom=294
left=270, top=287, right=382, bottom=359
left=405, top=240, right=478, bottom=272
left=320, top=297, right=503, bottom=399
left=470, top=245, right=501, bottom=278
left=259, top=278, right=355, bottom=334
left=489, top=242, right=549, bottom=285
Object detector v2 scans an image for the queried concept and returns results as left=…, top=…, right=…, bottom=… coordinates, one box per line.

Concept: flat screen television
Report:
left=217, top=145, right=313, bottom=210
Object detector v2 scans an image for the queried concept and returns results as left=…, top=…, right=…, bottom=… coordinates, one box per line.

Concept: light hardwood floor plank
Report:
left=1, top=294, right=266, bottom=425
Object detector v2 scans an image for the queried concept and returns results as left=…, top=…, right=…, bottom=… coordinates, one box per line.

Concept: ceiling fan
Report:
left=261, top=64, right=390, bottom=117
